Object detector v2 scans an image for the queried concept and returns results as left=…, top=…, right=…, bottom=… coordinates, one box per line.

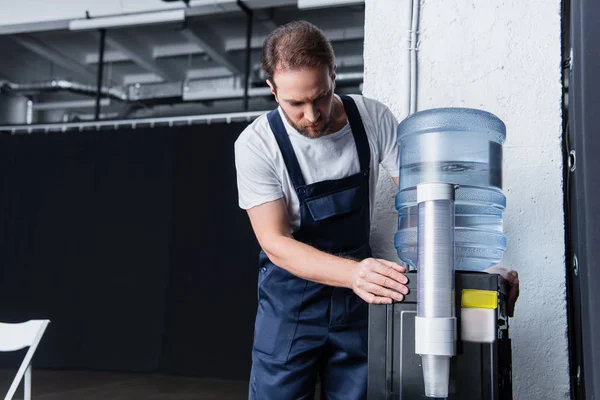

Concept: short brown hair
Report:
left=261, top=20, right=335, bottom=85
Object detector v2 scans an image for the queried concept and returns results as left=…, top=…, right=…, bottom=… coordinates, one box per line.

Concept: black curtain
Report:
left=0, top=123, right=260, bottom=381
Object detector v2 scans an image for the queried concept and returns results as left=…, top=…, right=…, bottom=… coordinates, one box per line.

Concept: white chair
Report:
left=0, top=320, right=50, bottom=400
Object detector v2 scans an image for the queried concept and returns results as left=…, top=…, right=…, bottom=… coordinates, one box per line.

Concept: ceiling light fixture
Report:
left=69, top=9, right=185, bottom=31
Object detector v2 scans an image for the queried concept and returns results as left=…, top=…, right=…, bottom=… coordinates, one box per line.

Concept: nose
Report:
left=304, top=105, right=320, bottom=124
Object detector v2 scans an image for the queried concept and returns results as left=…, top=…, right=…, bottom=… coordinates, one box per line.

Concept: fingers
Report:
left=361, top=259, right=409, bottom=290
left=352, top=258, right=410, bottom=304
left=507, top=280, right=520, bottom=318
left=486, top=265, right=520, bottom=286
left=370, top=260, right=409, bottom=284
left=503, top=269, right=519, bottom=317
left=507, top=270, right=519, bottom=285
left=354, top=287, right=394, bottom=305
left=364, top=269, right=409, bottom=295
left=358, top=281, right=405, bottom=302
left=374, top=258, right=406, bottom=273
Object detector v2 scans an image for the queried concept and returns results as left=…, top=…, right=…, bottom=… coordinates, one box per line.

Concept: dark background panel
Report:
left=0, top=122, right=260, bottom=381
left=160, top=122, right=260, bottom=380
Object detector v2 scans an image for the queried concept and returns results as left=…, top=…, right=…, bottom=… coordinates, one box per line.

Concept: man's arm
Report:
left=392, top=176, right=399, bottom=186
left=247, top=198, right=409, bottom=304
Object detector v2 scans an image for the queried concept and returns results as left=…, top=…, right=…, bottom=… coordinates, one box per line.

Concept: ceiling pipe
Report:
left=1, top=71, right=362, bottom=110
left=0, top=80, right=128, bottom=101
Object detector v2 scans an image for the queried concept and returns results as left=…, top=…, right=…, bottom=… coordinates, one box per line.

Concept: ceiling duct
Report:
left=0, top=80, right=128, bottom=101
left=0, top=93, right=30, bottom=125
left=129, top=81, right=185, bottom=103
left=3, top=72, right=363, bottom=113
left=127, top=72, right=363, bottom=103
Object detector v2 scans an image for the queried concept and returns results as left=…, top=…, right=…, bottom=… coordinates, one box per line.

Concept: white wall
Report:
left=364, top=0, right=570, bottom=398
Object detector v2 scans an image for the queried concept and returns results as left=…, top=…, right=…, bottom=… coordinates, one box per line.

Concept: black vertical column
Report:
left=567, top=0, right=600, bottom=398
left=95, top=29, right=106, bottom=121
left=237, top=0, right=253, bottom=112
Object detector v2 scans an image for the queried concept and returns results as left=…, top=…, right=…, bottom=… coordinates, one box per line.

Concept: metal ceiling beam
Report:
left=104, top=31, right=183, bottom=82
left=84, top=26, right=363, bottom=65
left=87, top=43, right=203, bottom=64
left=155, top=26, right=364, bottom=59
left=85, top=50, right=131, bottom=64
left=69, top=10, right=185, bottom=31
left=242, top=0, right=297, bottom=7
left=180, top=25, right=243, bottom=75
left=184, top=0, right=296, bottom=17
left=224, top=26, right=364, bottom=51
left=33, top=99, right=112, bottom=111
left=1, top=110, right=268, bottom=134
left=0, top=20, right=70, bottom=35
left=10, top=34, right=98, bottom=83
left=322, top=26, right=365, bottom=42
left=122, top=73, right=165, bottom=86
left=153, top=43, right=204, bottom=59
left=253, top=9, right=278, bottom=31
left=260, top=19, right=278, bottom=31
left=297, top=0, right=364, bottom=8
left=334, top=54, right=364, bottom=68
left=186, top=67, right=233, bottom=79
left=0, top=0, right=312, bottom=36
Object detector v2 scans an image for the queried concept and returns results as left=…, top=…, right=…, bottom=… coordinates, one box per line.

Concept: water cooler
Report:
left=368, top=108, right=513, bottom=399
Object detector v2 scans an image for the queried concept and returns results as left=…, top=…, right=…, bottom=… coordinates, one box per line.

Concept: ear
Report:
left=266, top=79, right=278, bottom=102
left=332, top=64, right=337, bottom=81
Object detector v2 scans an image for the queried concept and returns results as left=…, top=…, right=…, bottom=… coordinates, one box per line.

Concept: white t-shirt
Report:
left=234, top=94, right=399, bottom=231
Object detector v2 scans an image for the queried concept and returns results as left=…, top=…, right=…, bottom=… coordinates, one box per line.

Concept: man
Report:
left=234, top=20, right=519, bottom=400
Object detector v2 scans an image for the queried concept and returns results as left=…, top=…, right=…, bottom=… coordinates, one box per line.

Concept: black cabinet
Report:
left=368, top=271, right=512, bottom=400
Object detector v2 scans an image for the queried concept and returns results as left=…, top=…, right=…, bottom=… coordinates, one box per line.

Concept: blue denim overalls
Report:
left=249, top=95, right=371, bottom=400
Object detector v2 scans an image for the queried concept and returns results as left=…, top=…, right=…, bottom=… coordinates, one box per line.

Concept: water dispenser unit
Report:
left=368, top=108, right=513, bottom=400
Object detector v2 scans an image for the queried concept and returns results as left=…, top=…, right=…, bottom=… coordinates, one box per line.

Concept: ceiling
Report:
left=0, top=1, right=365, bottom=124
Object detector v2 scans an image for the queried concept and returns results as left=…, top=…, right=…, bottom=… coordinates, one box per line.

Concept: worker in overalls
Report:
left=234, top=20, right=519, bottom=400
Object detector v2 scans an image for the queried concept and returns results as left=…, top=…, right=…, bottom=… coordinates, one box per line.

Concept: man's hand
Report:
left=485, top=265, right=520, bottom=317
left=351, top=258, right=409, bottom=304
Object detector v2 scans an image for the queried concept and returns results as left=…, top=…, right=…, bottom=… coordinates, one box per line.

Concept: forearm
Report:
left=263, top=235, right=358, bottom=288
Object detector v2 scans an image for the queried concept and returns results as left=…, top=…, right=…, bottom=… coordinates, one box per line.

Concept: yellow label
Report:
left=461, top=289, right=498, bottom=309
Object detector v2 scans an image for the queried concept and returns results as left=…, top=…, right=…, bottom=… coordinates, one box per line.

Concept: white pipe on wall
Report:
left=408, top=0, right=420, bottom=115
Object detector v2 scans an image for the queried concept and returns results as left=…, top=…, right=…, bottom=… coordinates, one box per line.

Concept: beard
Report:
left=281, top=109, right=333, bottom=139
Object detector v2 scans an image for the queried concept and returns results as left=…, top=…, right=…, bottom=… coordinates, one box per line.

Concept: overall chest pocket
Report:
left=305, top=185, right=364, bottom=221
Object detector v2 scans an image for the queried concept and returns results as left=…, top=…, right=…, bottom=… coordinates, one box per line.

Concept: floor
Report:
left=0, top=369, right=249, bottom=400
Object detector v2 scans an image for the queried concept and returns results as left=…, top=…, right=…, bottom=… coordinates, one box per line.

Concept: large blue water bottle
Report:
left=394, top=108, right=507, bottom=271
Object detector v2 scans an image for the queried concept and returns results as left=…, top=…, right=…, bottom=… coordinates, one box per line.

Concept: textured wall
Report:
left=363, top=0, right=570, bottom=398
